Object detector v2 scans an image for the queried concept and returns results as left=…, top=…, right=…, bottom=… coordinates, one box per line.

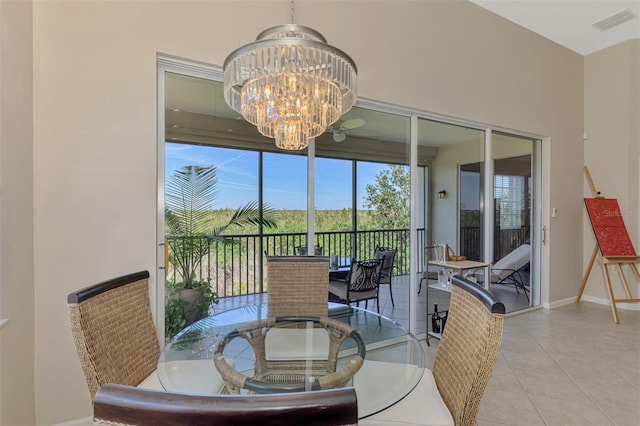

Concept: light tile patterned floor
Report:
left=217, top=282, right=640, bottom=425
left=422, top=302, right=640, bottom=426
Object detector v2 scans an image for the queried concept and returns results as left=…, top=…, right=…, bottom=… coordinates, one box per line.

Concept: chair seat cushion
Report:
left=137, top=369, right=163, bottom=390
left=360, top=369, right=453, bottom=426
left=329, top=281, right=349, bottom=300
left=329, top=281, right=377, bottom=302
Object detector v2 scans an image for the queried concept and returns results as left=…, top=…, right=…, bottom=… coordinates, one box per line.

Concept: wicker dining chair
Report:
left=433, top=275, right=505, bottom=426
left=360, top=275, right=503, bottom=426
left=214, top=256, right=365, bottom=394
left=67, top=270, right=161, bottom=401
left=94, top=383, right=359, bottom=426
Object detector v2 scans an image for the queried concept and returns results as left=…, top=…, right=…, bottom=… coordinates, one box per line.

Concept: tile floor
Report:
left=216, top=275, right=530, bottom=337
left=217, top=285, right=640, bottom=425
left=423, top=302, right=640, bottom=426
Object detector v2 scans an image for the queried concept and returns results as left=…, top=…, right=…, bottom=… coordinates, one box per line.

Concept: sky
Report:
left=165, top=142, right=390, bottom=210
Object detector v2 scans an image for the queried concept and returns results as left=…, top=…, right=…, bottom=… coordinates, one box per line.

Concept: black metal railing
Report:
left=459, top=226, right=528, bottom=262
left=166, top=228, right=416, bottom=298
left=166, top=226, right=527, bottom=298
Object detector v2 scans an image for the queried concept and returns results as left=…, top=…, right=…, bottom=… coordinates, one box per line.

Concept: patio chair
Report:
left=329, top=259, right=383, bottom=314
left=67, top=271, right=161, bottom=402
left=295, top=245, right=324, bottom=256
left=418, top=245, right=440, bottom=294
left=214, top=256, right=365, bottom=394
left=94, top=383, right=359, bottom=426
left=373, top=247, right=397, bottom=306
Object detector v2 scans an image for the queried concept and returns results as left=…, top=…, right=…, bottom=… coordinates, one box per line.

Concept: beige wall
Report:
left=0, top=0, right=588, bottom=424
left=583, top=39, right=640, bottom=303
left=431, top=138, right=483, bottom=249
left=0, top=0, right=35, bottom=425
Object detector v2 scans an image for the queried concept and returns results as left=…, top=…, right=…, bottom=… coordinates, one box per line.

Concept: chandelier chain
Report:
left=290, top=0, right=295, bottom=24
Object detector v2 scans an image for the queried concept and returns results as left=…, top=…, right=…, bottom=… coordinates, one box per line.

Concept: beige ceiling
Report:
left=165, top=73, right=482, bottom=149
left=470, top=0, right=640, bottom=56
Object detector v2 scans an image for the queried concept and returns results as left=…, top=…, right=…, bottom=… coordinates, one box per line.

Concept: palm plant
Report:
left=165, top=165, right=277, bottom=289
left=164, top=165, right=277, bottom=339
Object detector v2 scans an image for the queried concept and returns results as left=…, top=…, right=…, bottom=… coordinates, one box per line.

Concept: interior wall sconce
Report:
left=437, top=190, right=447, bottom=199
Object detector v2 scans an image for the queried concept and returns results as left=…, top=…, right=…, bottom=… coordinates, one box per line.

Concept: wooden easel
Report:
left=576, top=166, right=640, bottom=323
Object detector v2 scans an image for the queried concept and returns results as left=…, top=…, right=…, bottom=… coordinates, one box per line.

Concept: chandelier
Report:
left=223, top=24, right=357, bottom=150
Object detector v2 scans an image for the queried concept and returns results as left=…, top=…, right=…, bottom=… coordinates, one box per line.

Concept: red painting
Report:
left=584, top=198, right=636, bottom=257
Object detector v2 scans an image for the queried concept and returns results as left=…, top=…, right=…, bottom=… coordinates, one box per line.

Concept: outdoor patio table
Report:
left=158, top=303, right=425, bottom=419
left=427, top=259, right=491, bottom=286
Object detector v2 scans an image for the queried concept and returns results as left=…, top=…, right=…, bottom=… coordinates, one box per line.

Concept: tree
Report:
left=364, top=165, right=410, bottom=230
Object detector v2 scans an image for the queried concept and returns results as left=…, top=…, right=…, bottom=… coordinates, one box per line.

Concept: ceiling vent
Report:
left=591, top=9, right=637, bottom=31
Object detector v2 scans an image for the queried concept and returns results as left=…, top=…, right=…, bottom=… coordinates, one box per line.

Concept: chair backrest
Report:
left=296, top=245, right=324, bottom=256
left=67, top=271, right=160, bottom=401
left=373, top=247, right=397, bottom=283
left=423, top=245, right=440, bottom=277
left=94, top=383, right=359, bottom=426
left=433, top=275, right=505, bottom=426
left=267, top=256, right=330, bottom=319
left=347, top=259, right=382, bottom=293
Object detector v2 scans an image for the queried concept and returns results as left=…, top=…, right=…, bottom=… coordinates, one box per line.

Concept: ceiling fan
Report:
left=326, top=118, right=366, bottom=142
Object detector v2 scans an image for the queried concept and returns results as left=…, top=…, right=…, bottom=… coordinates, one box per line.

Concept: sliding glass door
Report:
left=158, top=59, right=544, bottom=343
left=491, top=132, right=540, bottom=312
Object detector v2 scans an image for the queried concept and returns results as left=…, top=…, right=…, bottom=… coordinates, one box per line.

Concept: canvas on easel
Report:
left=576, top=167, right=640, bottom=323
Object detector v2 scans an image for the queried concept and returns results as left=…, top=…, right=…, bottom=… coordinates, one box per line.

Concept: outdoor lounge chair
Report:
left=479, top=244, right=530, bottom=300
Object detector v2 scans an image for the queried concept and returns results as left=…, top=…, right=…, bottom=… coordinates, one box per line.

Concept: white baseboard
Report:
left=544, top=296, right=575, bottom=309
left=543, top=295, right=639, bottom=311
left=580, top=294, right=640, bottom=311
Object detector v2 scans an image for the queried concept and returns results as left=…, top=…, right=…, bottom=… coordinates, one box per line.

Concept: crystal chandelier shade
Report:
left=223, top=25, right=357, bottom=150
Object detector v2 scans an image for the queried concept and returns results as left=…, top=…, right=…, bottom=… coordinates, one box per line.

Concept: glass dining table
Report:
left=158, top=303, right=425, bottom=419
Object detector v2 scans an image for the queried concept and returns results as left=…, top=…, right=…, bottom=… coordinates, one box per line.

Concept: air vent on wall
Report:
left=591, top=9, right=637, bottom=31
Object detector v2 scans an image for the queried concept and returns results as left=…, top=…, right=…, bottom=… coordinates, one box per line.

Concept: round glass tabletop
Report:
left=158, top=303, right=425, bottom=419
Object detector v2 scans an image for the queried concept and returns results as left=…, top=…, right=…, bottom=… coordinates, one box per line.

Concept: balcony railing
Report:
left=166, top=227, right=527, bottom=298
left=166, top=229, right=415, bottom=298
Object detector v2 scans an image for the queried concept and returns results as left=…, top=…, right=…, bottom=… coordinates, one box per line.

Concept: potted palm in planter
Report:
left=165, top=165, right=277, bottom=339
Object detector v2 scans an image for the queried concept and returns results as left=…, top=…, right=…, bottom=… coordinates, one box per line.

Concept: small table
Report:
left=427, top=259, right=491, bottom=285
left=425, top=259, right=490, bottom=344
left=158, top=303, right=425, bottom=419
left=329, top=266, right=350, bottom=280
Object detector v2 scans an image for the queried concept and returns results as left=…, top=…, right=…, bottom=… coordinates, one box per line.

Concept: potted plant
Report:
left=164, top=165, right=277, bottom=339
